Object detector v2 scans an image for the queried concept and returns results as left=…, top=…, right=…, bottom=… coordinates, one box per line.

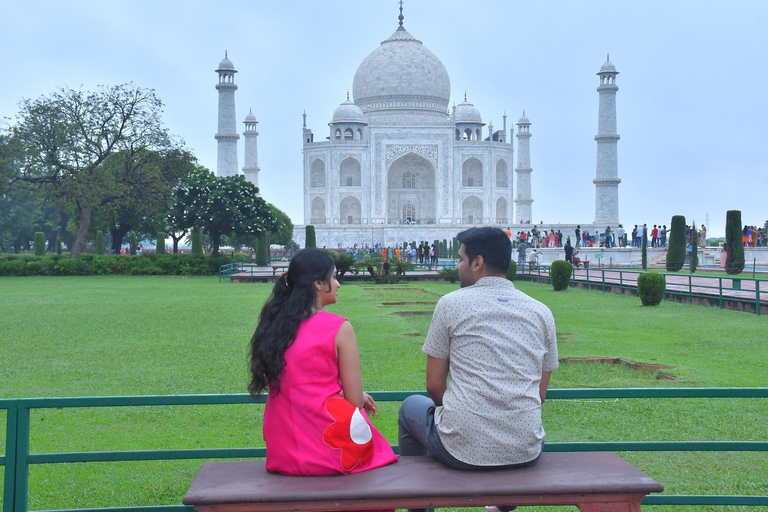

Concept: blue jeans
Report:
left=398, top=395, right=543, bottom=512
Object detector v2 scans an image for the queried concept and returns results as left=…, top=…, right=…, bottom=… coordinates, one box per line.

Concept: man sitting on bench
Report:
left=398, top=227, right=559, bottom=512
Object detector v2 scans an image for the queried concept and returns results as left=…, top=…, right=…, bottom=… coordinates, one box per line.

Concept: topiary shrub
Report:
left=156, top=232, right=166, bottom=255
left=96, top=230, right=104, bottom=255
left=666, top=216, right=686, bottom=271
left=550, top=260, right=573, bottom=291
left=255, top=235, right=270, bottom=266
left=56, top=235, right=62, bottom=255
left=637, top=272, right=666, bottom=306
left=191, top=228, right=203, bottom=256
left=34, top=232, right=46, bottom=256
left=725, top=210, right=745, bottom=275
left=641, top=228, right=648, bottom=270
left=129, top=232, right=137, bottom=255
left=439, top=267, right=459, bottom=284
left=506, top=260, right=517, bottom=281
left=305, top=225, right=316, bottom=248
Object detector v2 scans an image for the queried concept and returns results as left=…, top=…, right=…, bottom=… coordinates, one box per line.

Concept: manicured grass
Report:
left=0, top=276, right=766, bottom=512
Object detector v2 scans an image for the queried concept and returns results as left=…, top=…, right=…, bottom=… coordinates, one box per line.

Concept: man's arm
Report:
left=540, top=371, right=552, bottom=404
left=426, top=355, right=449, bottom=406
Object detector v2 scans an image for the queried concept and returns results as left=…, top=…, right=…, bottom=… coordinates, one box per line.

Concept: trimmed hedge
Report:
left=0, top=253, right=248, bottom=277
left=34, top=232, right=46, bottom=256
left=156, top=232, right=166, bottom=255
left=725, top=210, right=745, bottom=275
left=666, top=215, right=686, bottom=272
left=637, top=272, right=666, bottom=306
left=550, top=260, right=573, bottom=291
left=506, top=260, right=517, bottom=281
left=191, top=228, right=203, bottom=256
left=96, top=231, right=104, bottom=255
left=305, top=225, right=316, bottom=249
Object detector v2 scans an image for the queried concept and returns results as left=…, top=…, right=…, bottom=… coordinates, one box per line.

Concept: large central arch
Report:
left=386, top=153, right=436, bottom=224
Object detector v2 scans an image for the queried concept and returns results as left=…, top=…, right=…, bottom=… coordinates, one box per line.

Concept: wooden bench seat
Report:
left=183, top=452, right=663, bottom=512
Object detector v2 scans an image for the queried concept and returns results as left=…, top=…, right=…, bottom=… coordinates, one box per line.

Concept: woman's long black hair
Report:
left=248, top=248, right=335, bottom=396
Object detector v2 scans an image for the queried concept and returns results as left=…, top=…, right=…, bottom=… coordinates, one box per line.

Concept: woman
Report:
left=249, top=248, right=397, bottom=476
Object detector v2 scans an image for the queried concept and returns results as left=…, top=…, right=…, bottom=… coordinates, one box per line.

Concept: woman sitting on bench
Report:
left=249, top=248, right=397, bottom=480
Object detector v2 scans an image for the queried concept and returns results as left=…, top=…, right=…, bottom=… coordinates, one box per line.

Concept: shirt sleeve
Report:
left=541, top=308, right=559, bottom=372
left=422, top=296, right=451, bottom=360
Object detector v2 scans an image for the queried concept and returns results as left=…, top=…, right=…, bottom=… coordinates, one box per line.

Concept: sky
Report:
left=2, top=0, right=767, bottom=237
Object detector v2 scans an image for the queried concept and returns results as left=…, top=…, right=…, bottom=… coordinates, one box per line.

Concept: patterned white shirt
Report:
left=423, top=276, right=558, bottom=465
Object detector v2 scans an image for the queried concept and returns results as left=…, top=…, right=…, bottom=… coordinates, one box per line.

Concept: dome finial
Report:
left=607, top=52, right=610, bottom=61
left=398, top=0, right=404, bottom=28
left=464, top=91, right=467, bottom=102
left=346, top=90, right=350, bottom=101
left=225, top=50, right=228, bottom=59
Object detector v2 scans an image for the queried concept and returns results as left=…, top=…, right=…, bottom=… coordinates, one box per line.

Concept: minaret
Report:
left=514, top=111, right=533, bottom=224
left=242, top=109, right=260, bottom=188
left=594, top=54, right=621, bottom=225
left=215, top=51, right=240, bottom=177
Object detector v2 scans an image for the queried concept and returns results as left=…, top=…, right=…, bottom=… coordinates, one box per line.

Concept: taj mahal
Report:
left=213, top=7, right=621, bottom=249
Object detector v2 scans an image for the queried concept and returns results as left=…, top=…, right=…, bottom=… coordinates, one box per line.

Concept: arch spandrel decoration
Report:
left=386, top=144, right=438, bottom=166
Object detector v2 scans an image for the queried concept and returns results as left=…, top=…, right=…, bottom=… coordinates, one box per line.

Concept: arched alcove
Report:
left=339, top=157, right=361, bottom=187
left=462, top=157, right=483, bottom=187
left=496, top=159, right=509, bottom=188
left=339, top=196, right=362, bottom=224
left=310, top=159, right=325, bottom=188
left=462, top=196, right=483, bottom=224
left=310, top=196, right=326, bottom=224
left=496, top=197, right=508, bottom=223
left=386, top=153, right=436, bottom=224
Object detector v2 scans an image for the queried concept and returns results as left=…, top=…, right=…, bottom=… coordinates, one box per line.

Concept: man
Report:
left=517, top=238, right=527, bottom=268
left=398, top=227, right=559, bottom=489
left=564, top=239, right=574, bottom=264
left=616, top=225, right=625, bottom=248
left=660, top=225, right=667, bottom=247
left=604, top=226, right=612, bottom=248
left=575, top=225, right=581, bottom=248
left=651, top=225, right=659, bottom=248
left=631, top=225, right=638, bottom=248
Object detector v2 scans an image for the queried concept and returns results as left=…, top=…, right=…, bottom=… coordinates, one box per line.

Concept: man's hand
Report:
left=426, top=356, right=449, bottom=406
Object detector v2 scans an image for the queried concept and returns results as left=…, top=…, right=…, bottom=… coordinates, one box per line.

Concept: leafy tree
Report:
left=725, top=210, right=745, bottom=274
left=13, top=84, right=177, bottom=257
left=666, top=216, right=686, bottom=272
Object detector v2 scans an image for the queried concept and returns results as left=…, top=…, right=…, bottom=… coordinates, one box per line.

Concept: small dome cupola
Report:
left=332, top=93, right=367, bottom=124
left=454, top=92, right=485, bottom=141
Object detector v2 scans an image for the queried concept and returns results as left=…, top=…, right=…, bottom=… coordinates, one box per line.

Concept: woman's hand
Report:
left=362, top=392, right=377, bottom=417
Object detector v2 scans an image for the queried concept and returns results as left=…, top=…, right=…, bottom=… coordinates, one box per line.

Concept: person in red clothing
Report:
left=651, top=225, right=659, bottom=248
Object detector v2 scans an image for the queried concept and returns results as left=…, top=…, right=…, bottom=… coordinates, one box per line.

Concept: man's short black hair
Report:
left=456, top=227, right=511, bottom=274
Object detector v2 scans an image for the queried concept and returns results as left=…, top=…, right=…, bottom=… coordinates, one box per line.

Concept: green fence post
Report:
left=13, top=404, right=30, bottom=512
left=719, top=277, right=724, bottom=309
left=756, top=280, right=761, bottom=316
left=601, top=270, right=605, bottom=293
left=689, top=275, right=693, bottom=303
left=4, top=403, right=18, bottom=512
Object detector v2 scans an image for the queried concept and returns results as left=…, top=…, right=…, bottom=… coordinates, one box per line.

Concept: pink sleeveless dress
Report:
left=263, top=311, right=398, bottom=476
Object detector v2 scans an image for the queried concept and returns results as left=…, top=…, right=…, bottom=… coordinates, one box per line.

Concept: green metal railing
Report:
left=2, top=389, right=767, bottom=512
left=518, top=265, right=766, bottom=315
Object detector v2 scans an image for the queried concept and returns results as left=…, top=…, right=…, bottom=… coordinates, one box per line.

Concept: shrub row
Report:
left=0, top=253, right=249, bottom=277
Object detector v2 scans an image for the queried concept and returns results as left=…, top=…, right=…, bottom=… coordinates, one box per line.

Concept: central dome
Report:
left=352, top=27, right=451, bottom=123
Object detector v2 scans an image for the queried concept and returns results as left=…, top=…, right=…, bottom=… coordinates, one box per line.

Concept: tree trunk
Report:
left=70, top=205, right=96, bottom=258
left=170, top=231, right=186, bottom=254
left=110, top=224, right=132, bottom=253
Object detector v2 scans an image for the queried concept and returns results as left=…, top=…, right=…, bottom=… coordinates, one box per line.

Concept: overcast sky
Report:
left=2, top=0, right=766, bottom=237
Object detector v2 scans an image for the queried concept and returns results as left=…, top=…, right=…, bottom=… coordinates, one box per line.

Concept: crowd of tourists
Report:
left=341, top=242, right=441, bottom=264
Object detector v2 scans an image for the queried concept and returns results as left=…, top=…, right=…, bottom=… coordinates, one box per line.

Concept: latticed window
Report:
left=402, top=172, right=416, bottom=189
left=402, top=203, right=415, bottom=222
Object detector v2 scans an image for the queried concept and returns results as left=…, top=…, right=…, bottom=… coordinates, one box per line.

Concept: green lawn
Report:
left=1, top=276, right=766, bottom=511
